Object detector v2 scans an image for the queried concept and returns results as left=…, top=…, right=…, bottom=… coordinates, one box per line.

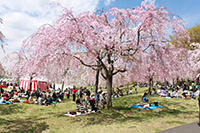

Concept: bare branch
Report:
left=113, top=68, right=126, bottom=75
left=101, top=70, right=107, bottom=80
left=73, top=56, right=101, bottom=70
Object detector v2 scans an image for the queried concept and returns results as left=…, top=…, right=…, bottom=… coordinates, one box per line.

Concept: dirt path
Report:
left=159, top=122, right=200, bottom=133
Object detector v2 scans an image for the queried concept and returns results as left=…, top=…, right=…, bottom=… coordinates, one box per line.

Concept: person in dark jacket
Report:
left=198, top=94, right=200, bottom=126
left=90, top=97, right=97, bottom=112
left=45, top=95, right=52, bottom=106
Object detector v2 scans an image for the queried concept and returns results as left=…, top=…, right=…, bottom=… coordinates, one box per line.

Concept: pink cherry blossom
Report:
left=8, top=1, right=190, bottom=109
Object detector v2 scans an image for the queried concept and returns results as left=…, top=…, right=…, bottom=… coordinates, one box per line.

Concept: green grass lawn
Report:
left=0, top=87, right=198, bottom=133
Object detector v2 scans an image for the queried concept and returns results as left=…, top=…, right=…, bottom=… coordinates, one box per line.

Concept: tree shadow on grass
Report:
left=51, top=95, right=198, bottom=127
left=0, top=117, right=49, bottom=133
left=70, top=104, right=198, bottom=127
left=0, top=104, right=25, bottom=115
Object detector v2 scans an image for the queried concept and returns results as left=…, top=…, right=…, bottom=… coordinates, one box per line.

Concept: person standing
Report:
left=198, top=94, right=200, bottom=126
left=66, top=88, right=70, bottom=99
left=135, top=87, right=138, bottom=95
left=72, top=87, right=77, bottom=102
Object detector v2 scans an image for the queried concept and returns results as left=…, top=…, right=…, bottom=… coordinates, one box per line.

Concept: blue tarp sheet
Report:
left=130, top=104, right=162, bottom=110
left=0, top=101, right=11, bottom=105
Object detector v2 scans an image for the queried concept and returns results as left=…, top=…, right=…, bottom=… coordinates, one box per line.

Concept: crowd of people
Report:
left=112, top=86, right=138, bottom=98
left=66, top=87, right=107, bottom=113
left=0, top=85, right=65, bottom=105
left=135, top=83, right=200, bottom=110
left=0, top=83, right=109, bottom=114
left=1, top=82, right=200, bottom=112
left=157, top=83, right=200, bottom=99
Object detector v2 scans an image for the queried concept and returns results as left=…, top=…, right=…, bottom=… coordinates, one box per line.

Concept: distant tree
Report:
left=188, top=25, right=200, bottom=44
left=0, top=63, right=5, bottom=78
left=170, top=24, right=200, bottom=49
left=0, top=18, right=6, bottom=50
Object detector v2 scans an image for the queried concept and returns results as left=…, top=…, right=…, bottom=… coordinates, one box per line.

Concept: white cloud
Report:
left=182, top=13, right=200, bottom=28
left=104, top=0, right=115, bottom=6
left=0, top=0, right=103, bottom=58
left=144, top=0, right=156, bottom=5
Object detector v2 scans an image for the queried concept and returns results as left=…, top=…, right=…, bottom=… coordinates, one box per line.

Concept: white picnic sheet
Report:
left=64, top=111, right=96, bottom=117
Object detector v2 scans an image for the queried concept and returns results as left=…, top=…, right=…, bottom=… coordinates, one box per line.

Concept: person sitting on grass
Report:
left=76, top=99, right=85, bottom=113
left=37, top=96, right=42, bottom=105
left=13, top=91, right=20, bottom=102
left=45, top=95, right=52, bottom=106
left=0, top=87, right=4, bottom=96
left=119, top=90, right=123, bottom=96
left=58, top=92, right=64, bottom=101
left=90, top=97, right=97, bottom=112
left=52, top=92, right=57, bottom=102
left=28, top=95, right=35, bottom=104
left=142, top=92, right=148, bottom=103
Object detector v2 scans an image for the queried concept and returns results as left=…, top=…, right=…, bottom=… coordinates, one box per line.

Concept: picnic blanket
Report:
left=64, top=111, right=97, bottom=117
left=130, top=104, right=162, bottom=110
left=0, top=101, right=12, bottom=105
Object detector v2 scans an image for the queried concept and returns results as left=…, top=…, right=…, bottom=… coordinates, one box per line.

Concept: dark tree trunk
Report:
left=196, top=76, right=199, bottom=85
left=148, top=78, right=152, bottom=95
left=29, top=76, right=33, bottom=92
left=61, top=81, right=64, bottom=91
left=53, top=83, right=56, bottom=90
left=95, top=69, right=100, bottom=95
left=95, top=69, right=100, bottom=108
left=106, top=75, right=113, bottom=110
left=17, top=75, right=20, bottom=86
left=198, top=97, right=200, bottom=124
left=176, top=77, right=180, bottom=86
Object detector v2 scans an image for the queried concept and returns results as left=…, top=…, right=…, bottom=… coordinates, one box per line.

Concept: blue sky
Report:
left=97, top=0, right=200, bottom=28
left=0, top=0, right=199, bottom=57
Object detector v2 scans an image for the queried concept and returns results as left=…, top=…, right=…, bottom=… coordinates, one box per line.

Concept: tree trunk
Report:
left=199, top=97, right=200, bottom=124
left=17, top=75, right=20, bottom=86
left=95, top=69, right=100, bottom=108
left=176, top=77, right=180, bottom=86
left=196, top=76, right=199, bottom=85
left=61, top=81, right=65, bottom=91
left=53, top=83, right=56, bottom=90
left=148, top=78, right=152, bottom=95
left=106, top=75, right=113, bottom=110
left=95, top=69, right=100, bottom=95
left=127, top=84, right=129, bottom=89
left=29, top=76, right=33, bottom=92
left=151, top=79, right=154, bottom=94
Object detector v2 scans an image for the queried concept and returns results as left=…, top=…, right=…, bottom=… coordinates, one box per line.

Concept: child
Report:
left=126, top=89, right=129, bottom=95
left=135, top=88, right=138, bottom=95
left=130, top=89, right=132, bottom=95
left=142, top=92, right=148, bottom=103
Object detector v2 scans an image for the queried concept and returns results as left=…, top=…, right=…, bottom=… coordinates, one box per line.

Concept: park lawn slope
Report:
left=0, top=88, right=198, bottom=133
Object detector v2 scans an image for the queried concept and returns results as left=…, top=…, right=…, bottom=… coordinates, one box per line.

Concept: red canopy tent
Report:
left=19, top=80, right=50, bottom=92
left=0, top=85, right=7, bottom=88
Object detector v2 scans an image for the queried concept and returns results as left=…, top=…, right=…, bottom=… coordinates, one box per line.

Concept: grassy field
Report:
left=0, top=87, right=198, bottom=133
